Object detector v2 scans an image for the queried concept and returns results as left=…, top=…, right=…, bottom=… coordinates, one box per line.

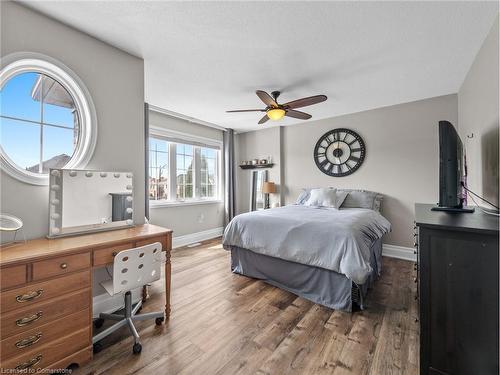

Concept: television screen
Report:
left=437, top=120, right=464, bottom=208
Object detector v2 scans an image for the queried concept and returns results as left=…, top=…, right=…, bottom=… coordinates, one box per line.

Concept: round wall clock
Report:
left=313, top=128, right=366, bottom=177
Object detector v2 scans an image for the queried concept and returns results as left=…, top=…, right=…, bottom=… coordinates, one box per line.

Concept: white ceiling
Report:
left=22, top=1, right=498, bottom=132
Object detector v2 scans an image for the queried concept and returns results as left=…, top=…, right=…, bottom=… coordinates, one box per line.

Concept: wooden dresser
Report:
left=0, top=224, right=172, bottom=372
left=415, top=204, right=499, bottom=375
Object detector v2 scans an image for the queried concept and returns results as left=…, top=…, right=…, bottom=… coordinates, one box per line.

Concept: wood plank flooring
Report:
left=76, top=238, right=418, bottom=375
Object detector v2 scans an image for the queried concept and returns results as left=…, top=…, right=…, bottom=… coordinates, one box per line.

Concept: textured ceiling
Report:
left=21, top=1, right=499, bottom=131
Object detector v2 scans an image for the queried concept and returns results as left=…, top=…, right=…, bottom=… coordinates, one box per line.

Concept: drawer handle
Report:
left=16, top=332, right=42, bottom=348
left=15, top=354, right=42, bottom=370
left=16, top=311, right=43, bottom=327
left=60, top=263, right=68, bottom=269
left=112, top=251, right=118, bottom=257
left=16, top=289, right=44, bottom=303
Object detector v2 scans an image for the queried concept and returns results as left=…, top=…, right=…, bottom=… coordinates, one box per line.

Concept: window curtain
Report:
left=223, top=129, right=236, bottom=225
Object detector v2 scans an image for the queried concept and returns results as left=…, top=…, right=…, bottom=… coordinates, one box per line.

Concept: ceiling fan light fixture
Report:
left=266, top=108, right=286, bottom=121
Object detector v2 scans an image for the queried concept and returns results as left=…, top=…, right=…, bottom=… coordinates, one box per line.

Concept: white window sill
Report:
left=150, top=199, right=223, bottom=208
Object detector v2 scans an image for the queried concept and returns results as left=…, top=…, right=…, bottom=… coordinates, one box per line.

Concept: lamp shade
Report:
left=262, top=181, right=276, bottom=194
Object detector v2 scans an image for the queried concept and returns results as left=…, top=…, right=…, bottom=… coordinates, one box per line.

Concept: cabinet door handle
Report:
left=15, top=333, right=42, bottom=348
left=15, top=354, right=42, bottom=370
left=16, top=311, right=43, bottom=327
left=16, top=289, right=43, bottom=303
left=60, top=263, right=68, bottom=269
left=112, top=251, right=117, bottom=257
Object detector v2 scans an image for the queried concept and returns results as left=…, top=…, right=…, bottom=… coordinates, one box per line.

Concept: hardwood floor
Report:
left=76, top=238, right=419, bottom=375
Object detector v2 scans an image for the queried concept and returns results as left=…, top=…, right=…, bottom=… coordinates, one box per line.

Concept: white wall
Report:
left=0, top=2, right=145, bottom=239
left=458, top=16, right=499, bottom=207
left=236, top=95, right=458, bottom=248
left=148, top=110, right=225, bottom=237
left=235, top=126, right=282, bottom=214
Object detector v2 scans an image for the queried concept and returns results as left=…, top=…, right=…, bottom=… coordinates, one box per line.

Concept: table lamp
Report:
left=262, top=182, right=276, bottom=209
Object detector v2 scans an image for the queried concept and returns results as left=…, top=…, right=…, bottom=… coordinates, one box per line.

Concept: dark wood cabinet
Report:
left=415, top=204, right=499, bottom=375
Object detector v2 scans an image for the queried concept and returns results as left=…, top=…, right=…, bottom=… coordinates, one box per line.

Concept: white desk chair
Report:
left=92, top=242, right=165, bottom=354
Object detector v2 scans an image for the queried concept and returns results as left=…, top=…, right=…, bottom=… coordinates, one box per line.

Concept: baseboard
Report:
left=382, top=244, right=416, bottom=262
left=172, top=227, right=224, bottom=249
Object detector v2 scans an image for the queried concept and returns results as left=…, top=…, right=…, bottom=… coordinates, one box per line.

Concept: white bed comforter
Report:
left=223, top=205, right=391, bottom=284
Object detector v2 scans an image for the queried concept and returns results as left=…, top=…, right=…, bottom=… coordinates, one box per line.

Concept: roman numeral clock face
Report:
left=313, top=128, right=366, bottom=177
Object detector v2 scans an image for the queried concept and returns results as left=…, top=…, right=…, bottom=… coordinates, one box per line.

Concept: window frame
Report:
left=0, top=54, right=97, bottom=185
left=149, top=126, right=222, bottom=207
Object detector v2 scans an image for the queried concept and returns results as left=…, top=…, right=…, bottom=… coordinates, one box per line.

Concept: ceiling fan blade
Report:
left=226, top=109, right=265, bottom=113
left=282, top=95, right=327, bottom=109
left=285, top=109, right=312, bottom=120
left=256, top=90, right=277, bottom=107
left=258, top=114, right=269, bottom=124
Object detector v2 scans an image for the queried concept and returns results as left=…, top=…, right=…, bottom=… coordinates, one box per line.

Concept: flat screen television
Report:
left=432, top=120, right=474, bottom=213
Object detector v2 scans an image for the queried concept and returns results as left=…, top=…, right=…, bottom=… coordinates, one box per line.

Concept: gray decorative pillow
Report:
left=295, top=189, right=311, bottom=205
left=338, top=189, right=384, bottom=211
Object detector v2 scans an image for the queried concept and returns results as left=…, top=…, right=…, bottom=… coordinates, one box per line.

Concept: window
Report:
left=0, top=57, right=97, bottom=185
left=176, top=144, right=193, bottom=199
left=148, top=131, right=221, bottom=205
left=149, top=137, right=169, bottom=200
left=200, top=147, right=217, bottom=199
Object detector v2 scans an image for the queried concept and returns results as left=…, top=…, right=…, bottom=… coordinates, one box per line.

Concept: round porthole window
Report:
left=0, top=55, right=97, bottom=185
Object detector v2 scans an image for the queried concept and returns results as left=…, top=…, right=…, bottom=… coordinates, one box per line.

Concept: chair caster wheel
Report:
left=133, top=343, right=142, bottom=354
left=93, top=342, right=103, bottom=354
left=93, top=318, right=104, bottom=329
left=155, top=317, right=165, bottom=325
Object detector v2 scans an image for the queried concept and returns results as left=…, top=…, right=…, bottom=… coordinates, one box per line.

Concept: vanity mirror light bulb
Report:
left=50, top=170, right=60, bottom=177
left=126, top=185, right=133, bottom=190
left=51, top=184, right=60, bottom=191
left=51, top=213, right=60, bottom=220
left=100, top=172, right=108, bottom=178
left=126, top=173, right=133, bottom=178
left=126, top=196, right=133, bottom=202
left=51, top=198, right=60, bottom=205
left=85, top=171, right=93, bottom=177
left=114, top=173, right=121, bottom=178
left=126, top=208, right=133, bottom=214
left=69, top=170, right=77, bottom=177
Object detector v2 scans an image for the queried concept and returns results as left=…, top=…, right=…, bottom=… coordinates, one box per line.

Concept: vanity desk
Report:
left=0, top=224, right=172, bottom=372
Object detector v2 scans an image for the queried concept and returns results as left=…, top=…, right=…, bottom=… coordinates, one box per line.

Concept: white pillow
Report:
left=304, top=188, right=338, bottom=208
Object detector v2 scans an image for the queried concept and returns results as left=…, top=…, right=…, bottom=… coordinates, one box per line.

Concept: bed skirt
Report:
left=229, top=238, right=383, bottom=312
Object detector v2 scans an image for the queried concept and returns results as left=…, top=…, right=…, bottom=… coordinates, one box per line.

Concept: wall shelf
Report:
left=239, top=163, right=274, bottom=170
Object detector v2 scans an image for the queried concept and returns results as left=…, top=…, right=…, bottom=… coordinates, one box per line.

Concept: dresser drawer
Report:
left=136, top=236, right=168, bottom=251
left=1, top=326, right=90, bottom=371
left=1, top=265, right=27, bottom=291
left=32, top=252, right=90, bottom=281
left=1, top=289, right=90, bottom=339
left=1, top=270, right=91, bottom=314
left=1, top=308, right=90, bottom=361
left=93, top=242, right=134, bottom=267
left=46, top=346, right=92, bottom=371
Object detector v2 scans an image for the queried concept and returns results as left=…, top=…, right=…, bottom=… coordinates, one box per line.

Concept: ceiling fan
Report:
left=227, top=90, right=327, bottom=124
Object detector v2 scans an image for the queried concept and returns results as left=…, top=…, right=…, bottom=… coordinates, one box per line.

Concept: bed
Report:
left=222, top=193, right=391, bottom=312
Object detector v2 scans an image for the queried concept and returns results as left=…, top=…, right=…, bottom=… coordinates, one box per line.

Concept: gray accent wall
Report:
left=236, top=94, right=458, bottom=248
left=148, top=111, right=225, bottom=237
left=458, top=16, right=499, bottom=207
left=0, top=2, right=145, bottom=240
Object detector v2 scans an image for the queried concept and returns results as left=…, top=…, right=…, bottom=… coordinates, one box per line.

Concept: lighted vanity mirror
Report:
left=48, top=169, right=134, bottom=238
